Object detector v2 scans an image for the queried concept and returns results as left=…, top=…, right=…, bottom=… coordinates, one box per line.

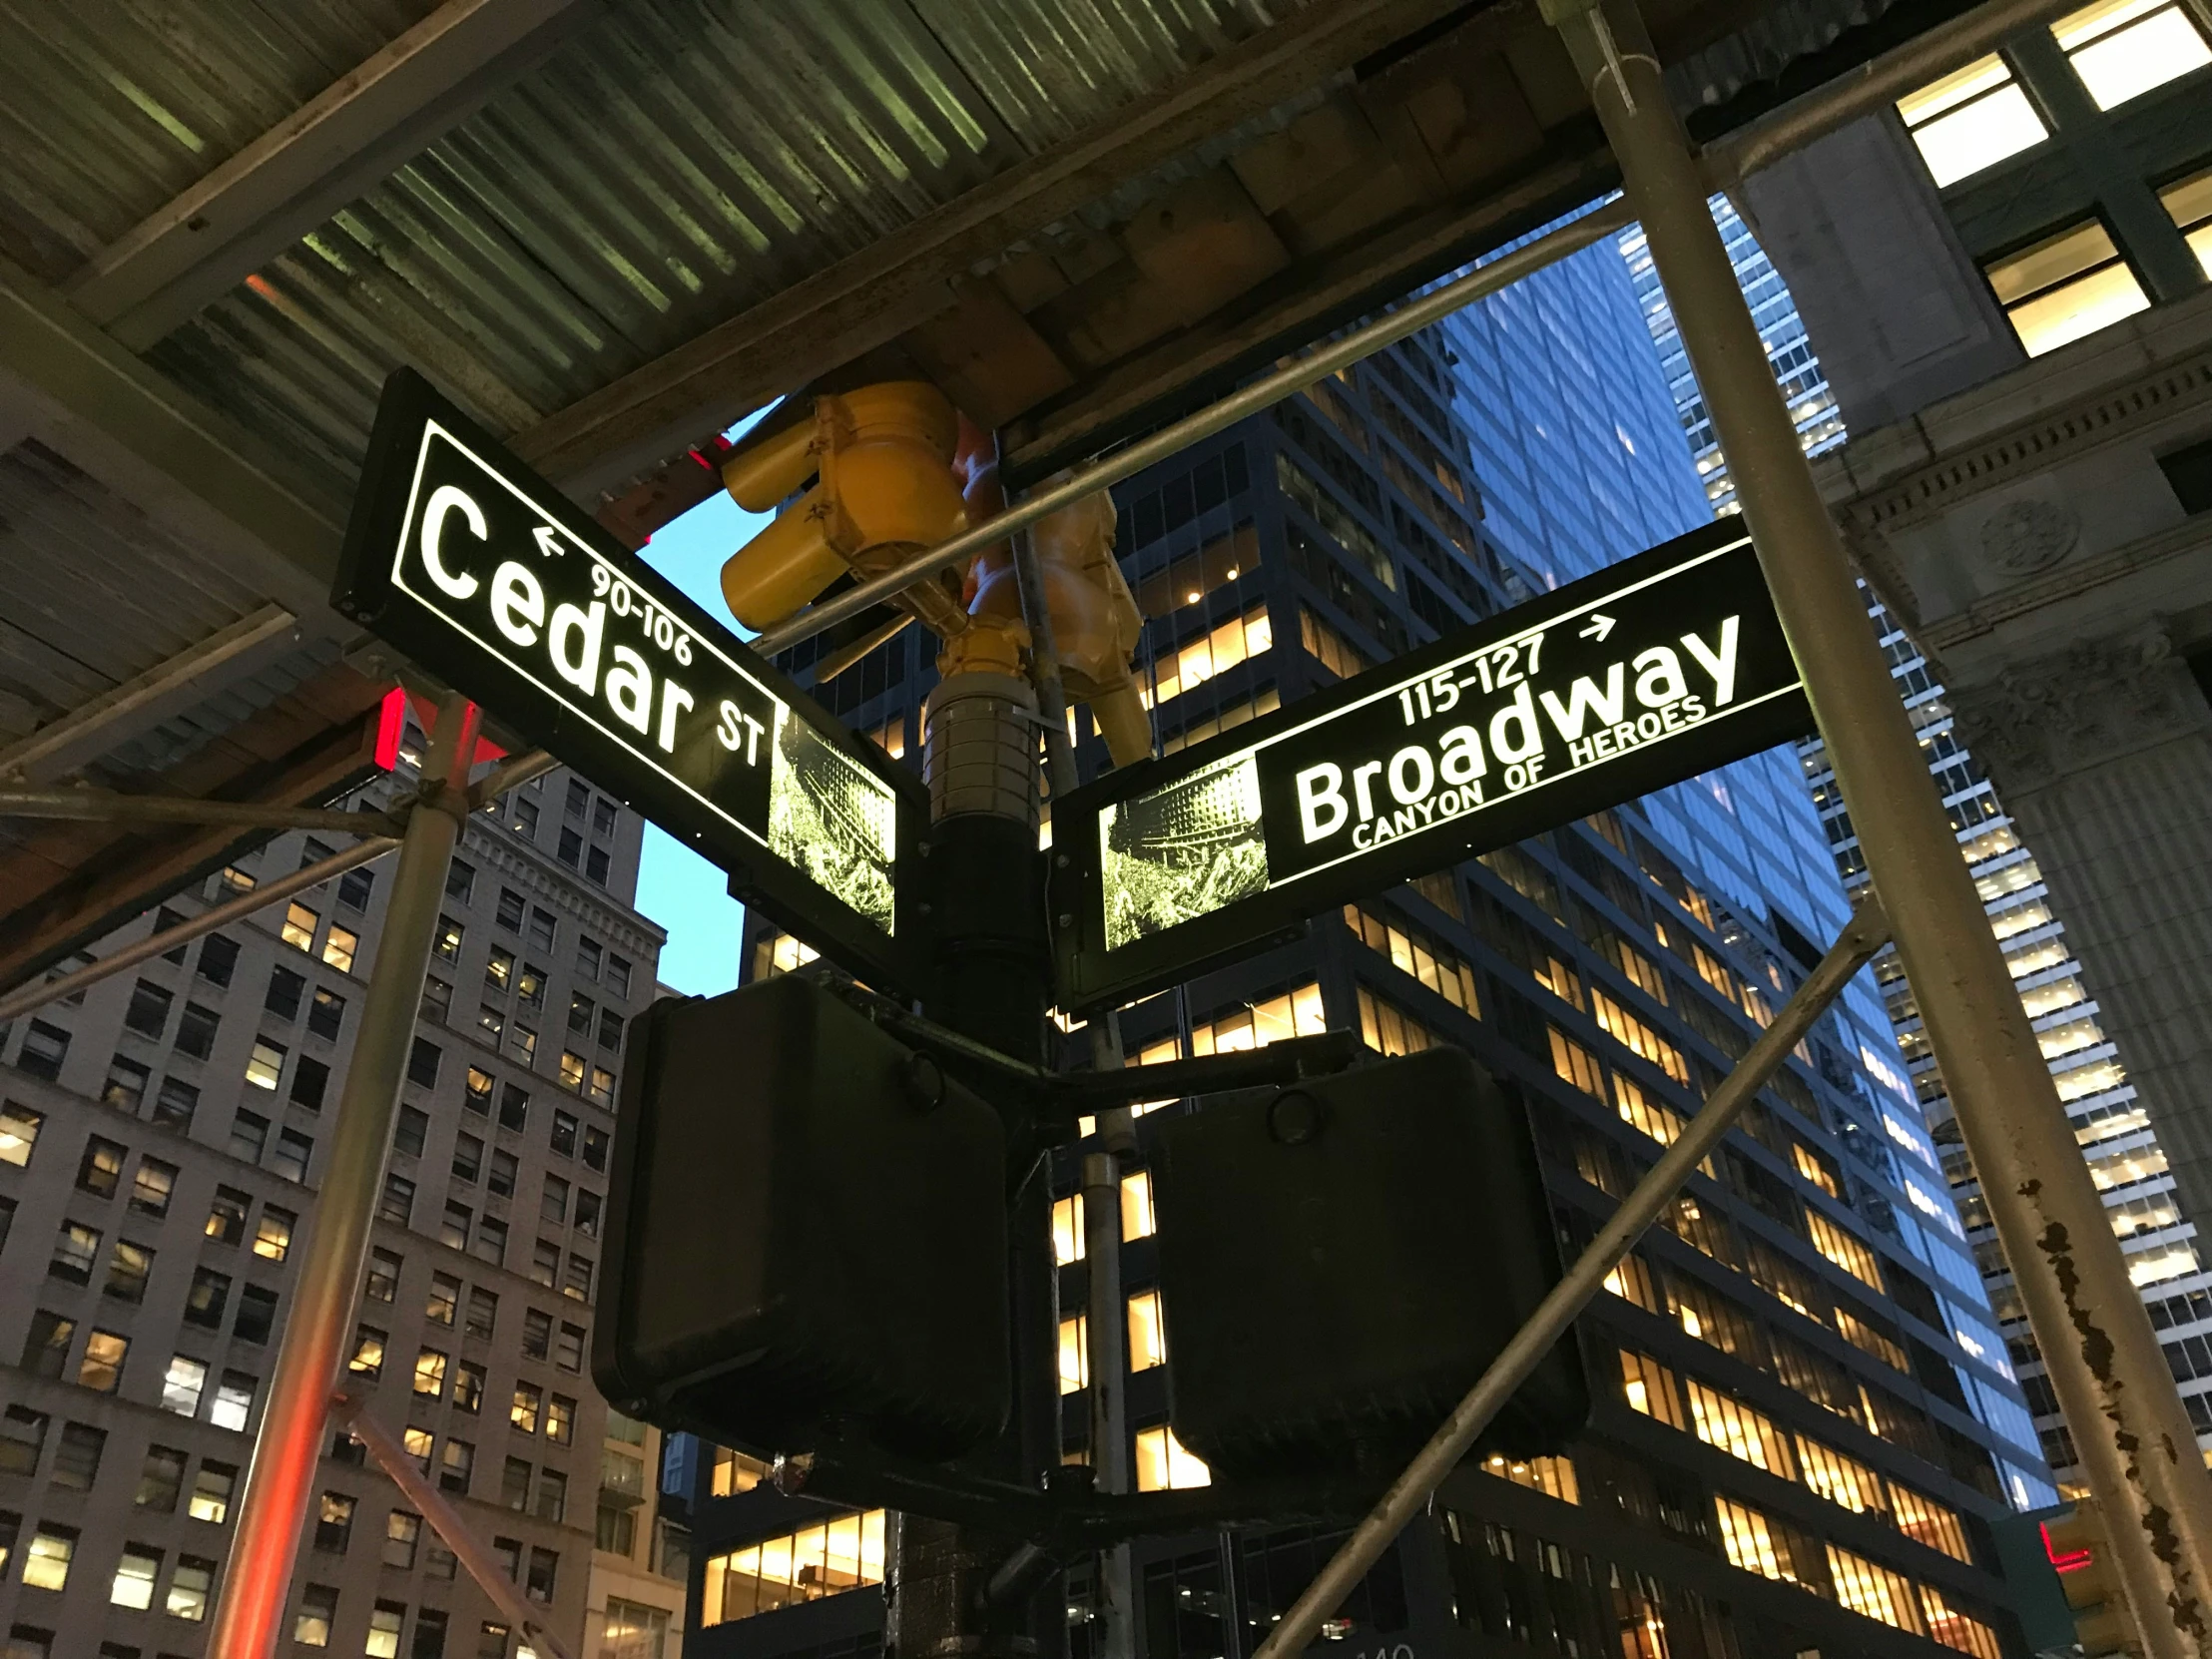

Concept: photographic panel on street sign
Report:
left=1053, top=520, right=1812, bottom=1010
left=332, top=367, right=923, bottom=993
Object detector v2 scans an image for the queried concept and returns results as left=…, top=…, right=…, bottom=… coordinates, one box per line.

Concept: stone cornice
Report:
left=1921, top=512, right=2212, bottom=654
left=459, top=820, right=665, bottom=961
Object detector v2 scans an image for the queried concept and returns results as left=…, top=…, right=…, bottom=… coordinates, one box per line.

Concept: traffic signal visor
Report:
left=720, top=382, right=969, bottom=632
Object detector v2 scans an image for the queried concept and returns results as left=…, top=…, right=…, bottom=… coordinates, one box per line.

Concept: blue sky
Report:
left=630, top=450, right=774, bottom=996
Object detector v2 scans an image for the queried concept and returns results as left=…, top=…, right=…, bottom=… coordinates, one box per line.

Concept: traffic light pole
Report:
left=903, top=658, right=1060, bottom=1659
left=1546, top=1, right=2212, bottom=1648
left=1009, top=526, right=1139, bottom=1659
left=208, top=695, right=481, bottom=1659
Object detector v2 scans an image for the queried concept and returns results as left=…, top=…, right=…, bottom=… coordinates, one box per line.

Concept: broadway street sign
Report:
left=1050, top=520, right=1811, bottom=1010
left=334, top=368, right=924, bottom=994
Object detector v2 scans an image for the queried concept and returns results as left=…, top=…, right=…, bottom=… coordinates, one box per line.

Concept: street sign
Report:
left=1051, top=520, right=1811, bottom=1010
left=334, top=367, right=924, bottom=994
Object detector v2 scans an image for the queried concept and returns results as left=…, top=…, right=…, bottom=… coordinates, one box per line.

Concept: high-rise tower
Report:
left=694, top=228, right=2050, bottom=1659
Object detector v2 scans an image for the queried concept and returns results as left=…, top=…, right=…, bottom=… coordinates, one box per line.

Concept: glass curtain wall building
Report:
left=692, top=229, right=2051, bottom=1659
left=1618, top=193, right=2202, bottom=1490
left=0, top=733, right=661, bottom=1659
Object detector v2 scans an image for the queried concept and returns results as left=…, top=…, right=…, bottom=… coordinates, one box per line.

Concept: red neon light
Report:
left=373, top=687, right=506, bottom=772
left=374, top=686, right=405, bottom=771
left=2042, top=1519, right=2094, bottom=1573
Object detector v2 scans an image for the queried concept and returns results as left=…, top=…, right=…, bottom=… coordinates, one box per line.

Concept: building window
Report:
left=2053, top=0, right=2211, bottom=108
left=78, top=1330, right=128, bottom=1392
left=1128, top=1290, right=1167, bottom=1371
left=454, top=1361, right=485, bottom=1413
left=236, top=1286, right=278, bottom=1345
left=511, top=1383, right=541, bottom=1435
left=201, top=932, right=242, bottom=983
left=407, top=1039, right=441, bottom=1089
left=185, top=1268, right=232, bottom=1329
left=210, top=1371, right=255, bottom=1432
left=1134, top=1426, right=1211, bottom=1491
left=308, top=987, right=345, bottom=1040
left=105, top=1239, right=154, bottom=1303
left=168, top=1555, right=217, bottom=1620
left=49, top=1220, right=99, bottom=1284
left=350, top=1327, right=387, bottom=1380
left=136, top=1444, right=186, bottom=1511
left=256, top=1207, right=295, bottom=1262
left=384, top=1511, right=421, bottom=1570
left=414, top=1349, right=449, bottom=1398
left=192, top=1461, right=238, bottom=1523
left=339, top=866, right=375, bottom=910
left=125, top=977, right=174, bottom=1036
left=1984, top=220, right=2151, bottom=356
left=25, top=1523, right=77, bottom=1589
left=110, top=1544, right=161, bottom=1608
left=281, top=902, right=318, bottom=952
left=0, top=1405, right=46, bottom=1474
left=13, top=1315, right=68, bottom=1385
left=102, top=1055, right=151, bottom=1111
left=162, top=1355, right=208, bottom=1415
left=76, top=1135, right=125, bottom=1197
left=379, top=1175, right=416, bottom=1227
left=18, top=1020, right=70, bottom=1080
left=426, top=1273, right=459, bottom=1326
left=153, top=1077, right=198, bottom=1132
left=440, top=1438, right=474, bottom=1493
left=245, top=1040, right=285, bottom=1091
left=315, top=1491, right=355, bottom=1553
left=273, top=1127, right=313, bottom=1184
left=1, top=1102, right=47, bottom=1165
left=2161, top=167, right=2212, bottom=277
left=700, top=1511, right=885, bottom=1625
left=368, top=1600, right=407, bottom=1659
left=547, top=1394, right=575, bottom=1444
left=295, top=1583, right=338, bottom=1647
left=1895, top=54, right=2048, bottom=187
left=131, top=1156, right=178, bottom=1218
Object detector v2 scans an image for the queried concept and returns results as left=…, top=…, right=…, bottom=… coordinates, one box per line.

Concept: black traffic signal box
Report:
left=594, top=975, right=1009, bottom=1459
left=1154, top=1046, right=1588, bottom=1482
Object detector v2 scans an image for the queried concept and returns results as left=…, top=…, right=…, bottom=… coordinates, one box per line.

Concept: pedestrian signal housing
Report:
left=593, top=975, right=1009, bottom=1459
left=1153, top=1047, right=1587, bottom=1480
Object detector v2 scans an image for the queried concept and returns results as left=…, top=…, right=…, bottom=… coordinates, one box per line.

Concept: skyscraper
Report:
left=695, top=227, right=2048, bottom=1659
left=0, top=724, right=662, bottom=1659
left=1617, top=190, right=2205, bottom=1490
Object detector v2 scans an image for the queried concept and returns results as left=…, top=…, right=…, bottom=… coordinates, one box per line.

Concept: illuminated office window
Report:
left=1127, top=1291, right=1167, bottom=1372
left=1827, top=1543, right=1926, bottom=1637
left=1052, top=1195, right=1085, bottom=1265
left=1984, top=221, right=2150, bottom=356
left=1059, top=1315, right=1088, bottom=1393
left=699, top=1510, right=885, bottom=1626
left=1807, top=1210, right=1888, bottom=1292
left=1478, top=1453, right=1579, bottom=1504
left=1133, top=1425, right=1210, bottom=1491
left=710, top=1448, right=771, bottom=1497
left=1144, top=606, right=1273, bottom=707
left=1896, top=55, right=2048, bottom=187
left=2052, top=0, right=2211, bottom=108
left=1121, top=1170, right=1155, bottom=1240
left=1618, top=1350, right=1685, bottom=1429
left=2160, top=167, right=2212, bottom=277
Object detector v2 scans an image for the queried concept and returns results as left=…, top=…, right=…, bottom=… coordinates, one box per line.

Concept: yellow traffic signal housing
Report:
left=720, top=381, right=970, bottom=638
left=961, top=486, right=1151, bottom=768
left=2042, top=1501, right=2143, bottom=1656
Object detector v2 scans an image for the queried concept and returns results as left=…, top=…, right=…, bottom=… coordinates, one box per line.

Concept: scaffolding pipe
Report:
left=0, top=751, right=556, bottom=1029
left=207, top=696, right=481, bottom=1659
left=0, top=787, right=403, bottom=834
left=333, top=1393, right=578, bottom=1659
left=1557, top=0, right=2212, bottom=1648
left=1248, top=897, right=1893, bottom=1659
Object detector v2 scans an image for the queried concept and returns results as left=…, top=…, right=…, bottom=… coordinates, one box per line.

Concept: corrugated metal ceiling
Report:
left=2, top=0, right=1312, bottom=503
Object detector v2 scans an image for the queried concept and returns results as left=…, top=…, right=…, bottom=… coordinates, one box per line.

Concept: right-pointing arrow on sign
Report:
left=1579, top=614, right=1615, bottom=642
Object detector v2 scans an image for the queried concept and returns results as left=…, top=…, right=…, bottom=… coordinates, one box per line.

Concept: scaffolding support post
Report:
left=1548, top=3, right=2212, bottom=1648
left=207, top=696, right=481, bottom=1659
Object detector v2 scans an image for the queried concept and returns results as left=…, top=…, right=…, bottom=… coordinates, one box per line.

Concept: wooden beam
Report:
left=68, top=0, right=608, bottom=351
left=516, top=0, right=1473, bottom=499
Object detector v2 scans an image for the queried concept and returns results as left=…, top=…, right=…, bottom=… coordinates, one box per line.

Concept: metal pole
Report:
left=0, top=751, right=552, bottom=1027
left=0, top=837, right=398, bottom=1025
left=207, top=694, right=481, bottom=1659
left=1008, top=522, right=1139, bottom=1659
left=1551, top=4, right=2212, bottom=1649
left=0, top=787, right=402, bottom=834
left=1250, top=897, right=1893, bottom=1659
left=332, top=1393, right=577, bottom=1659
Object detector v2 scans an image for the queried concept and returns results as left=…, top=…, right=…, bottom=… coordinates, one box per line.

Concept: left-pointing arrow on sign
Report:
left=1578, top=614, right=1615, bottom=642
left=533, top=524, right=565, bottom=559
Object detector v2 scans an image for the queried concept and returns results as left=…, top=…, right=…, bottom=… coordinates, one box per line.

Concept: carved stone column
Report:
left=1949, top=622, right=2212, bottom=1243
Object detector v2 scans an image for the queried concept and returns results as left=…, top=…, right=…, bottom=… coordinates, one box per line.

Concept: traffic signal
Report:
left=719, top=381, right=972, bottom=638
left=593, top=975, right=1009, bottom=1459
left=2041, top=1500, right=2142, bottom=1656
left=963, top=483, right=1152, bottom=767
left=1152, top=1047, right=1589, bottom=1482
